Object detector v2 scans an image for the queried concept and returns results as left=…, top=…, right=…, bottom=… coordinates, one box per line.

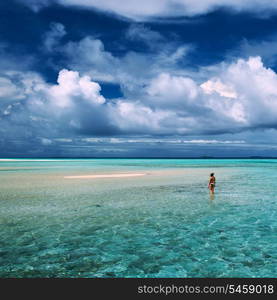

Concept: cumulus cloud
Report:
left=105, top=56, right=277, bottom=135
left=216, top=57, right=277, bottom=125
left=64, top=37, right=119, bottom=83
left=110, top=100, right=176, bottom=134
left=47, top=69, right=105, bottom=108
left=200, top=79, right=237, bottom=99
left=147, top=73, right=198, bottom=108
left=137, top=56, right=277, bottom=134
left=18, top=0, right=277, bottom=20
left=0, top=68, right=115, bottom=144
left=4, top=2, right=277, bottom=156
left=2, top=47, right=277, bottom=156
left=0, top=77, right=20, bottom=100
left=58, top=31, right=193, bottom=103
left=0, top=71, right=46, bottom=105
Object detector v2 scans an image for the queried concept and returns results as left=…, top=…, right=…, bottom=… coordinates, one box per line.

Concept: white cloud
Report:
left=0, top=77, right=20, bottom=100
left=3, top=53, right=277, bottom=141
left=64, top=37, right=119, bottom=83
left=110, top=100, right=174, bottom=134
left=182, top=139, right=245, bottom=144
left=0, top=68, right=113, bottom=141
left=200, top=78, right=237, bottom=99
left=60, top=33, right=194, bottom=105
left=147, top=73, right=198, bottom=108
left=125, top=56, right=277, bottom=133
left=80, top=137, right=246, bottom=144
left=199, top=56, right=277, bottom=125
left=0, top=71, right=46, bottom=104
left=19, top=0, right=277, bottom=20
left=47, top=69, right=106, bottom=108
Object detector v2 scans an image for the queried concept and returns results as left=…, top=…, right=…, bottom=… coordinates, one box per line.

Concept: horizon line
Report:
left=1, top=156, right=277, bottom=159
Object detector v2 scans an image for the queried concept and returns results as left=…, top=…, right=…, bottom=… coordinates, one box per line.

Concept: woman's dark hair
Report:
left=210, top=173, right=214, bottom=176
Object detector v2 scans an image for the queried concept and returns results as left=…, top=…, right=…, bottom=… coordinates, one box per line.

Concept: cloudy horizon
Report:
left=1, top=0, right=277, bottom=157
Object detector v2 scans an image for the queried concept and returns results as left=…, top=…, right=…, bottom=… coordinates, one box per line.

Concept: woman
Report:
left=208, top=173, right=216, bottom=194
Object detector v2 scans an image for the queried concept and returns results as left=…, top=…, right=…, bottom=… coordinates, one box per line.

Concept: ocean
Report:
left=0, top=158, right=276, bottom=277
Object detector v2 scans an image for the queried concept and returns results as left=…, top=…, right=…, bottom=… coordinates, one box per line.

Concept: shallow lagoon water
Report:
left=0, top=159, right=277, bottom=277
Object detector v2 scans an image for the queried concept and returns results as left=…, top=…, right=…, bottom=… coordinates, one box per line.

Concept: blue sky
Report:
left=2, top=0, right=277, bottom=157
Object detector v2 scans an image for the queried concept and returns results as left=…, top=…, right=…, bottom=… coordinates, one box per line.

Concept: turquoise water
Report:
left=0, top=159, right=276, bottom=277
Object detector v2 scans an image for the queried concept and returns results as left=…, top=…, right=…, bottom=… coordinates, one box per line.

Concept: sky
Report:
left=1, top=0, right=277, bottom=157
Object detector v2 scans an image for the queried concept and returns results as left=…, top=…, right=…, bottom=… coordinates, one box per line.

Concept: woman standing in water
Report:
left=208, top=173, right=216, bottom=194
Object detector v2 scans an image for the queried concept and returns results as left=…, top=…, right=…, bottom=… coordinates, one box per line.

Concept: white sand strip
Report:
left=64, top=173, right=146, bottom=179
left=0, top=159, right=70, bottom=162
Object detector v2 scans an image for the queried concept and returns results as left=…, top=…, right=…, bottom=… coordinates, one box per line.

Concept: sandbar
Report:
left=0, top=159, right=69, bottom=162
left=64, top=173, right=146, bottom=179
